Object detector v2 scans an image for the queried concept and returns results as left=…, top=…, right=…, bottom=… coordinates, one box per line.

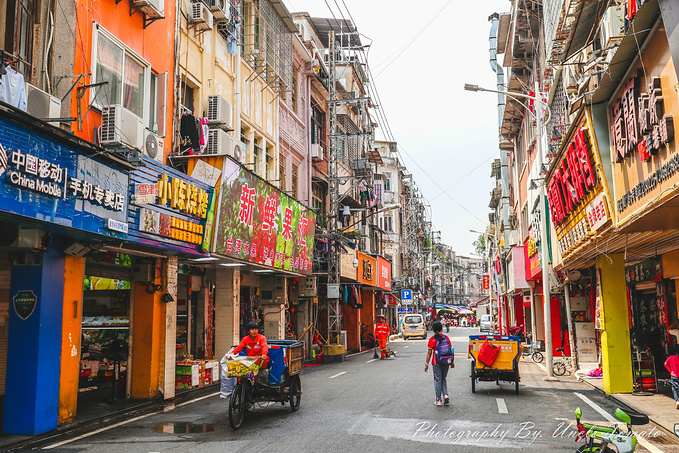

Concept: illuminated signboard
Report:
left=0, top=117, right=128, bottom=238
left=376, top=256, right=391, bottom=291
left=214, top=159, right=316, bottom=274
left=545, top=110, right=611, bottom=258
left=128, top=158, right=215, bottom=255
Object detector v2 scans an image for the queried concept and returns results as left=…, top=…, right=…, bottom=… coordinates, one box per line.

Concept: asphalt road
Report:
left=25, top=327, right=679, bottom=452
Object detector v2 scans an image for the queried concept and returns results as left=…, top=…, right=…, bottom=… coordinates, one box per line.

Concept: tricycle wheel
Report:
left=289, top=375, right=301, bottom=412
left=471, top=361, right=476, bottom=393
left=515, top=368, right=520, bottom=395
left=229, top=383, right=247, bottom=430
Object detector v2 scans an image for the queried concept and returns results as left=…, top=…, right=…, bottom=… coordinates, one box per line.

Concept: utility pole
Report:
left=327, top=31, right=341, bottom=348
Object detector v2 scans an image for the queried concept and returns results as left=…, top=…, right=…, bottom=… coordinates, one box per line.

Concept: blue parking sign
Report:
left=401, top=289, right=412, bottom=301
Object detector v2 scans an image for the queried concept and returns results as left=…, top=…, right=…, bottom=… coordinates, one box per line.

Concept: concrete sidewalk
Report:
left=527, top=359, right=679, bottom=435
left=579, top=374, right=679, bottom=434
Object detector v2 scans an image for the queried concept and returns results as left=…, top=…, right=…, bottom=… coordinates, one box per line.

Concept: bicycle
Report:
left=553, top=347, right=574, bottom=376
left=521, top=333, right=543, bottom=364
left=574, top=406, right=649, bottom=453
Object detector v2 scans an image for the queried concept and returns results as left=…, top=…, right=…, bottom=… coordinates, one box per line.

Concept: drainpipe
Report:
left=235, top=41, right=242, bottom=156
left=489, top=13, right=511, bottom=328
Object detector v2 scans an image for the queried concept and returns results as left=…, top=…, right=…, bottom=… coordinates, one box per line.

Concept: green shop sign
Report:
left=214, top=158, right=316, bottom=274
left=13, top=290, right=37, bottom=320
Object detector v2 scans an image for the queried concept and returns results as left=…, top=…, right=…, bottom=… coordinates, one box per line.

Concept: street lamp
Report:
left=465, top=82, right=555, bottom=378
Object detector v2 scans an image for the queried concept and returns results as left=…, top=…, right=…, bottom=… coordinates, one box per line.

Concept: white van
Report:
left=479, top=314, right=492, bottom=332
left=402, top=314, right=427, bottom=340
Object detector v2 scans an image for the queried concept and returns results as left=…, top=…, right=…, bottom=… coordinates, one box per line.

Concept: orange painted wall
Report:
left=130, top=278, right=164, bottom=399
left=72, top=0, right=176, bottom=161
left=58, top=256, right=85, bottom=425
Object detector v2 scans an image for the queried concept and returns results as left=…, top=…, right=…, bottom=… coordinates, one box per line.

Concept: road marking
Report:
left=366, top=358, right=378, bottom=363
left=574, top=392, right=664, bottom=453
left=404, top=346, right=409, bottom=348
left=329, top=371, right=347, bottom=379
left=43, top=391, right=222, bottom=449
left=496, top=398, right=508, bottom=414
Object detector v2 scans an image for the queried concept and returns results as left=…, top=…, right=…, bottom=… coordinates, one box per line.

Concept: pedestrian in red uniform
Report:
left=374, top=315, right=391, bottom=359
left=233, top=321, right=270, bottom=368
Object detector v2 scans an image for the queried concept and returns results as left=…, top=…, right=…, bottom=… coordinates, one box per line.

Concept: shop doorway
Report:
left=80, top=251, right=133, bottom=414
left=630, top=284, right=670, bottom=373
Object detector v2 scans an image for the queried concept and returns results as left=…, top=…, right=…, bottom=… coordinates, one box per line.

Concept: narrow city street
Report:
left=20, top=328, right=679, bottom=453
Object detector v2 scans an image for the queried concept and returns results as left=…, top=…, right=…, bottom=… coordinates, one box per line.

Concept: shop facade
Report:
left=544, top=105, right=619, bottom=391
left=211, top=157, right=316, bottom=360
left=0, top=106, right=131, bottom=435
left=599, top=9, right=679, bottom=393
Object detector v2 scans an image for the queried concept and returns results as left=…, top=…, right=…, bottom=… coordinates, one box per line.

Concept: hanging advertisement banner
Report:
left=214, top=158, right=316, bottom=274
left=356, top=251, right=377, bottom=287
left=0, top=117, right=128, bottom=238
left=376, top=256, right=391, bottom=291
left=128, top=157, right=215, bottom=256
left=545, top=108, right=612, bottom=258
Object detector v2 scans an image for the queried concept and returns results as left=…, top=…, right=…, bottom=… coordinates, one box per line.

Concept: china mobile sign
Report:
left=0, top=117, right=128, bottom=238
left=214, top=159, right=315, bottom=274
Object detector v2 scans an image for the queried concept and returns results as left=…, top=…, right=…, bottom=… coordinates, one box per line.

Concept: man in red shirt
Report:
left=233, top=321, right=269, bottom=368
left=374, top=315, right=391, bottom=359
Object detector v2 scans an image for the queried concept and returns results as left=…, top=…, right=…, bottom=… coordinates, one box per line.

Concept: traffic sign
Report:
left=401, top=289, right=412, bottom=301
left=397, top=307, right=414, bottom=313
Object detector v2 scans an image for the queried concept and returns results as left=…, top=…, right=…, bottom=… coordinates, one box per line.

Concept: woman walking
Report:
left=424, top=321, right=455, bottom=406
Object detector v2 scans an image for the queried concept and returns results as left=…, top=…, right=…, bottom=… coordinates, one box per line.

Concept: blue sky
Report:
left=286, top=0, right=510, bottom=256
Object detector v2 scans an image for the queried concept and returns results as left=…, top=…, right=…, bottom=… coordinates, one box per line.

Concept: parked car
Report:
left=402, top=314, right=427, bottom=340
left=479, top=314, right=492, bottom=332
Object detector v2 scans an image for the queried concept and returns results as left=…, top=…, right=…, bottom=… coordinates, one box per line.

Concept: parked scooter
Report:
left=574, top=406, right=649, bottom=453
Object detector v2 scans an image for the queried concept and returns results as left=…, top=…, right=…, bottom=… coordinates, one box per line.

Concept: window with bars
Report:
left=312, top=184, right=324, bottom=215
left=311, top=106, right=326, bottom=148
left=279, top=155, right=286, bottom=191
left=265, top=145, right=273, bottom=181
left=3, top=0, right=34, bottom=81
left=291, top=164, right=298, bottom=199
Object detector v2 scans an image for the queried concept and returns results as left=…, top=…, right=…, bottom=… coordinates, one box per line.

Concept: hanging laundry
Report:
left=199, top=117, right=209, bottom=154
left=0, top=65, right=27, bottom=111
left=180, top=113, right=201, bottom=154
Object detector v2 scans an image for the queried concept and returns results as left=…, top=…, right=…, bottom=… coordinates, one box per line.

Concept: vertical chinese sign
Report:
left=214, top=159, right=316, bottom=274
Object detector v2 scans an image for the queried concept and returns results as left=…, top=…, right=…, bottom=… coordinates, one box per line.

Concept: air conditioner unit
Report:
left=207, top=0, right=229, bottom=21
left=142, top=129, right=164, bottom=160
left=207, top=129, right=232, bottom=155
left=311, top=143, right=323, bottom=160
left=234, top=141, right=247, bottom=162
left=190, top=2, right=213, bottom=30
left=131, top=0, right=164, bottom=19
left=600, top=4, right=624, bottom=48
left=207, top=94, right=232, bottom=129
left=0, top=225, right=45, bottom=250
left=100, top=104, right=145, bottom=149
left=25, top=83, right=61, bottom=121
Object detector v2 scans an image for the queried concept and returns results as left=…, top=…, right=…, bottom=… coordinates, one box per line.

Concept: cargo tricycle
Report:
left=468, top=335, right=521, bottom=394
left=221, top=339, right=303, bottom=429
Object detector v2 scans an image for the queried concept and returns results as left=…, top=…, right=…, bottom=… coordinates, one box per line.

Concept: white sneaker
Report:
left=434, top=399, right=442, bottom=406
